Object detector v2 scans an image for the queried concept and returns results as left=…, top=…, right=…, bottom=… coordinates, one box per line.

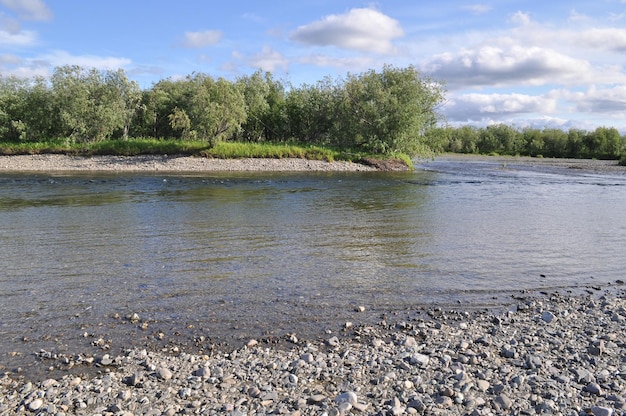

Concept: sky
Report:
left=2, top=0, right=626, bottom=132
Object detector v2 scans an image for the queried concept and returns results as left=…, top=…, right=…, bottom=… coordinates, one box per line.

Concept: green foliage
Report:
left=2, top=65, right=444, bottom=156
left=431, top=124, right=626, bottom=160
left=338, top=65, right=444, bottom=155
left=5, top=64, right=626, bottom=162
left=50, top=66, right=140, bottom=143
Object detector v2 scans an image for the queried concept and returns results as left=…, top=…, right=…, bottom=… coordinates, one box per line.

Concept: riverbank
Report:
left=429, top=154, right=626, bottom=174
left=1, top=288, right=625, bottom=415
left=1, top=153, right=623, bottom=174
left=0, top=154, right=379, bottom=172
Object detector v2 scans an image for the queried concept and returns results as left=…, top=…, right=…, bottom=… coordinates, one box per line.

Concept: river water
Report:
left=1, top=157, right=626, bottom=376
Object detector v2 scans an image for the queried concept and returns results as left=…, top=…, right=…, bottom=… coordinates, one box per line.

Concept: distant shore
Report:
left=427, top=153, right=626, bottom=174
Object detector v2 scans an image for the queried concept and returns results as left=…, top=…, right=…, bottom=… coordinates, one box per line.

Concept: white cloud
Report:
left=0, top=53, right=20, bottom=64
left=577, top=28, right=626, bottom=52
left=247, top=46, right=288, bottom=72
left=0, top=28, right=36, bottom=45
left=423, top=45, right=590, bottom=89
left=42, top=50, right=131, bottom=70
left=445, top=92, right=557, bottom=121
left=0, top=0, right=52, bottom=21
left=564, top=86, right=626, bottom=114
left=180, top=30, right=222, bottom=48
left=290, top=8, right=404, bottom=54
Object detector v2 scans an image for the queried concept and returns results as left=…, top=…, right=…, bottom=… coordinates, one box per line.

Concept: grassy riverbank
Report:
left=0, top=139, right=414, bottom=170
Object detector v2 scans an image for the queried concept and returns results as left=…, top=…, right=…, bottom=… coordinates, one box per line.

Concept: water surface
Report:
left=1, top=158, right=625, bottom=376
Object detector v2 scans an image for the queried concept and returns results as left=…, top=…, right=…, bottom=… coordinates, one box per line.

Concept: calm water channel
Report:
left=1, top=157, right=626, bottom=376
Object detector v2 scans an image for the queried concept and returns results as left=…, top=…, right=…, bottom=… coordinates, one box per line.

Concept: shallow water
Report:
left=1, top=158, right=626, bottom=376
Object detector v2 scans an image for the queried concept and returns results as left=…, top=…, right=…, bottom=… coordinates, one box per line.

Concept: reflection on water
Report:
left=1, top=159, right=626, bottom=376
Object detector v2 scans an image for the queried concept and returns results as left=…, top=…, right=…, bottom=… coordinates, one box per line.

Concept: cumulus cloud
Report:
left=422, top=45, right=590, bottom=89
left=0, top=28, right=36, bottom=45
left=247, top=46, right=288, bottom=72
left=180, top=30, right=222, bottom=48
left=444, top=92, right=557, bottom=121
left=565, top=86, right=626, bottom=114
left=290, top=8, right=404, bottom=54
left=0, top=0, right=52, bottom=21
left=42, top=50, right=131, bottom=70
left=577, top=28, right=626, bottom=52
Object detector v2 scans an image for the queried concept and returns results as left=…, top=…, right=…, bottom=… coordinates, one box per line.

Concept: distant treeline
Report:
left=0, top=65, right=444, bottom=156
left=426, top=124, right=626, bottom=161
left=2, top=65, right=625, bottom=162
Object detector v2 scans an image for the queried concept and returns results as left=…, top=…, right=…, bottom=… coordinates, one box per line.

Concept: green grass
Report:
left=87, top=138, right=209, bottom=156
left=201, top=142, right=338, bottom=162
left=0, top=138, right=73, bottom=155
left=0, top=138, right=413, bottom=169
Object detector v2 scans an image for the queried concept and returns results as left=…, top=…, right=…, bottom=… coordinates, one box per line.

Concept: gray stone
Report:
left=28, top=399, right=43, bottom=411
left=410, top=353, right=429, bottom=367
left=308, top=394, right=327, bottom=404
left=336, top=391, right=358, bottom=405
left=157, top=367, right=172, bottom=380
left=592, top=406, right=614, bottom=416
left=193, top=367, right=211, bottom=378
left=301, top=352, right=314, bottom=363
left=501, top=345, right=516, bottom=358
left=476, top=379, right=490, bottom=392
left=327, top=336, right=340, bottom=347
left=541, top=311, right=556, bottom=323
left=494, top=394, right=513, bottom=410
left=585, top=382, right=603, bottom=395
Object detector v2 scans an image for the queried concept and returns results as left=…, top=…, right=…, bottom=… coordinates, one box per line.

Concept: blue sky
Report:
left=2, top=0, right=626, bottom=131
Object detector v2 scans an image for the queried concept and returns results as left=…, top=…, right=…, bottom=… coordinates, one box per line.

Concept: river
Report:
left=1, top=156, right=625, bottom=377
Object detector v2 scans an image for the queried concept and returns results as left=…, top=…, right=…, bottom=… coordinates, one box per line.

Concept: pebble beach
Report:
left=0, top=155, right=378, bottom=173
left=1, top=155, right=625, bottom=415
left=1, top=289, right=625, bottom=415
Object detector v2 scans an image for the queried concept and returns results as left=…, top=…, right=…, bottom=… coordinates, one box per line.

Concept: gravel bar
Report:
left=1, top=289, right=625, bottom=415
left=0, top=155, right=377, bottom=172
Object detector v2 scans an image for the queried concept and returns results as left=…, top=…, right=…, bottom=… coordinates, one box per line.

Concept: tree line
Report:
left=2, top=65, right=625, bottom=160
left=426, top=124, right=626, bottom=160
left=0, top=65, right=444, bottom=156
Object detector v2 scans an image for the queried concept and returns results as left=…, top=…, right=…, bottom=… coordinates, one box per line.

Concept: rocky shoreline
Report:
left=0, top=155, right=380, bottom=172
left=1, top=289, right=625, bottom=415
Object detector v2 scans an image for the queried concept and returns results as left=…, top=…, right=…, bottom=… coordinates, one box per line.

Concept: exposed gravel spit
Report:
left=0, top=155, right=377, bottom=172
left=1, top=290, right=625, bottom=415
